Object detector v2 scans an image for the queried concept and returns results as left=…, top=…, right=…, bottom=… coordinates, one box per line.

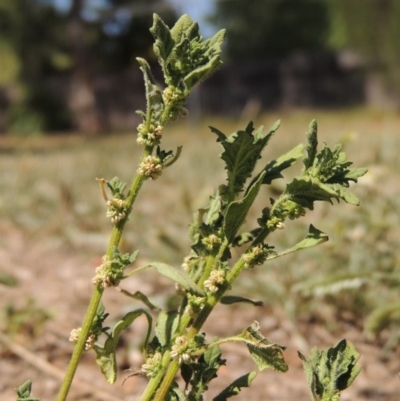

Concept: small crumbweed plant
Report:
left=15, top=14, right=367, bottom=401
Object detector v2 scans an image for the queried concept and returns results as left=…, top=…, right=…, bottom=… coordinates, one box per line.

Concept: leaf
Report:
left=212, top=372, right=257, bottom=401
left=118, top=288, right=159, bottom=310
left=298, top=339, right=361, bottom=401
left=235, top=322, right=288, bottom=372
left=136, top=57, right=163, bottom=119
left=262, top=144, right=305, bottom=184
left=210, top=125, right=226, bottom=142
left=163, top=146, right=183, bottom=168
left=204, top=343, right=223, bottom=366
left=155, top=310, right=180, bottom=347
left=171, top=387, right=188, bottom=401
left=330, top=184, right=360, bottom=205
left=285, top=177, right=339, bottom=210
left=94, top=309, right=152, bottom=383
left=267, top=225, right=328, bottom=260
left=224, top=172, right=265, bottom=243
left=184, top=53, right=223, bottom=90
left=217, top=121, right=277, bottom=200
left=303, top=119, right=318, bottom=170
left=246, top=343, right=288, bottom=373
left=202, top=193, right=223, bottom=226
left=15, top=380, right=41, bottom=401
left=146, top=262, right=204, bottom=296
left=170, top=14, right=198, bottom=43
left=150, top=14, right=175, bottom=63
left=220, top=295, right=263, bottom=307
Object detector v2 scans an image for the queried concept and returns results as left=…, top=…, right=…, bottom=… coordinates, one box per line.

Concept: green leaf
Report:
left=233, top=322, right=288, bottom=372
left=224, top=172, right=265, bottom=243
left=136, top=57, right=164, bottom=120
left=184, top=53, right=223, bottom=90
left=298, top=339, right=361, bottom=401
left=217, top=121, right=278, bottom=200
left=118, top=288, right=159, bottom=310
left=202, top=193, right=223, bottom=226
left=267, top=225, right=328, bottom=260
left=212, top=372, right=257, bottom=401
left=170, top=14, right=198, bottom=43
left=155, top=310, right=180, bottom=347
left=285, top=177, right=339, bottom=210
left=303, top=119, right=318, bottom=170
left=146, top=262, right=204, bottom=296
left=204, top=343, right=223, bottom=366
left=345, top=167, right=368, bottom=181
left=106, top=176, right=127, bottom=199
left=171, top=387, right=188, bottom=401
left=220, top=295, right=263, bottom=306
left=94, top=309, right=152, bottom=383
left=209, top=125, right=226, bottom=142
left=246, top=343, right=288, bottom=373
left=150, top=14, right=175, bottom=63
left=15, top=380, right=41, bottom=401
left=262, top=144, right=305, bottom=184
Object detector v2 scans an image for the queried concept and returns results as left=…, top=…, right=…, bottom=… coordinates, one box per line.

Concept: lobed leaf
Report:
left=298, top=339, right=361, bottom=401
left=216, top=121, right=277, bottom=201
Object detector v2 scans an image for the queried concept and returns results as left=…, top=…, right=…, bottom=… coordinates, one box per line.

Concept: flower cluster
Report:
left=141, top=352, right=162, bottom=378
left=242, top=244, right=274, bottom=268
left=92, top=256, right=121, bottom=288
left=203, top=269, right=225, bottom=293
left=201, top=234, right=221, bottom=253
left=69, top=328, right=97, bottom=351
left=138, top=155, right=163, bottom=180
left=106, top=198, right=128, bottom=224
left=137, top=123, right=164, bottom=147
left=185, top=293, right=206, bottom=317
left=170, top=336, right=191, bottom=364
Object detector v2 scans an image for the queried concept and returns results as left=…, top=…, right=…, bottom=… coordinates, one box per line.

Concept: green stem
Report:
left=56, top=286, right=103, bottom=401
left=139, top=351, right=172, bottom=401
left=56, top=146, right=153, bottom=401
left=149, top=240, right=230, bottom=401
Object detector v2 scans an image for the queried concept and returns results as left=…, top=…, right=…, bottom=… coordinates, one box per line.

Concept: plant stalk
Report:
left=56, top=146, right=153, bottom=401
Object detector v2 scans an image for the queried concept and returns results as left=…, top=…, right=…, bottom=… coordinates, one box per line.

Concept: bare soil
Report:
left=1, top=223, right=399, bottom=401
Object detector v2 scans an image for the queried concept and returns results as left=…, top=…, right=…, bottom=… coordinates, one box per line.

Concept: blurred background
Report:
left=1, top=1, right=400, bottom=400
left=0, top=0, right=399, bottom=135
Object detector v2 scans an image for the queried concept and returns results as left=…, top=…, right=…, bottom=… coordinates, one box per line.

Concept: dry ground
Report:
left=1, top=110, right=400, bottom=400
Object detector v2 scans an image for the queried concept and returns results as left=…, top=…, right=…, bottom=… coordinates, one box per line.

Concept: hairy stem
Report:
left=56, top=146, right=153, bottom=401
